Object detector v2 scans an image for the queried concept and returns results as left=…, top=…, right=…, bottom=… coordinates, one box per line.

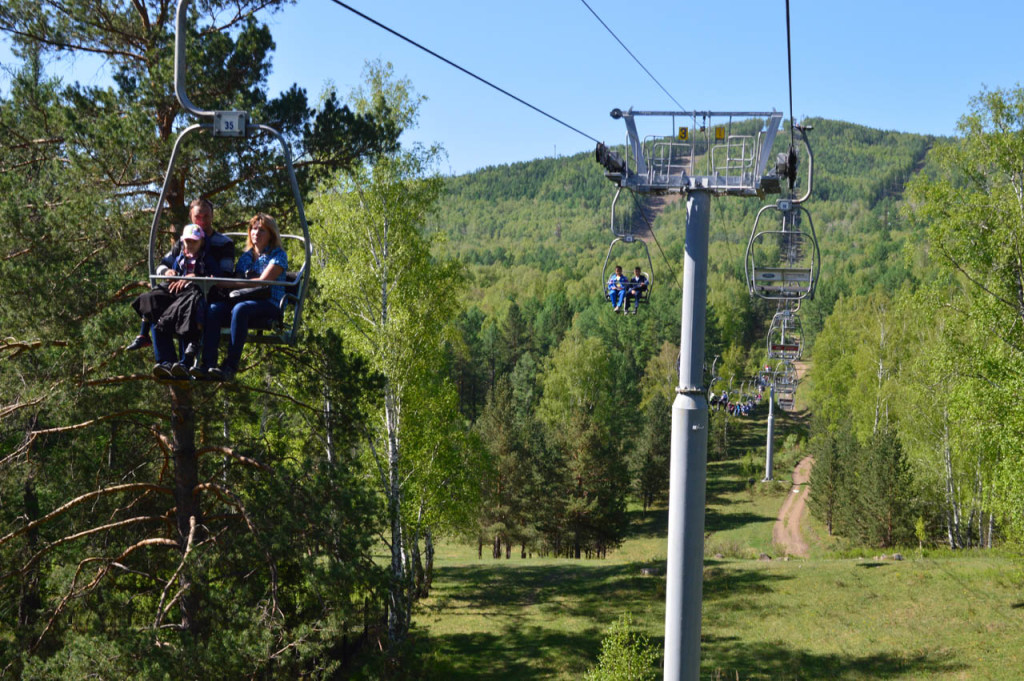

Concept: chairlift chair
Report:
left=766, top=310, right=803, bottom=361
left=745, top=199, right=819, bottom=301
left=601, top=187, right=653, bottom=310
left=745, top=125, right=819, bottom=301
left=146, top=0, right=311, bottom=346
left=772, top=359, right=797, bottom=384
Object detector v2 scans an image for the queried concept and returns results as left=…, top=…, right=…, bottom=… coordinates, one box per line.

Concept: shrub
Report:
left=584, top=613, right=662, bottom=681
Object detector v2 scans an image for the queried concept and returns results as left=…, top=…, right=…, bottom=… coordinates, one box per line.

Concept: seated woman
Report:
left=193, top=213, right=288, bottom=381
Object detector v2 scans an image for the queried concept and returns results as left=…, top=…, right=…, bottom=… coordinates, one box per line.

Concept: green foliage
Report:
left=0, top=10, right=406, bottom=674
left=807, top=426, right=846, bottom=536
left=629, top=391, right=671, bottom=512
left=537, top=331, right=629, bottom=557
left=584, top=613, right=662, bottom=681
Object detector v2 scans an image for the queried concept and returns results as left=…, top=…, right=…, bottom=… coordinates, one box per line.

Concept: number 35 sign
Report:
left=214, top=111, right=249, bottom=137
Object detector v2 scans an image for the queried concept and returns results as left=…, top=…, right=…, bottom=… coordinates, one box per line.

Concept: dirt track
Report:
left=772, top=455, right=813, bottom=558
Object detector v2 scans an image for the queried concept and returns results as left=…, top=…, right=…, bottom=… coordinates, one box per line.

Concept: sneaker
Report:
left=188, top=365, right=211, bottom=380
left=207, top=366, right=235, bottom=382
left=127, top=335, right=152, bottom=351
left=169, top=363, right=189, bottom=379
left=153, top=362, right=174, bottom=379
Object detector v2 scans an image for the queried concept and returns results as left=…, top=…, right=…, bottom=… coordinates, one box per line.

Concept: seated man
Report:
left=607, top=265, right=627, bottom=312
left=624, top=266, right=649, bottom=314
left=128, top=197, right=233, bottom=352
left=147, top=198, right=235, bottom=375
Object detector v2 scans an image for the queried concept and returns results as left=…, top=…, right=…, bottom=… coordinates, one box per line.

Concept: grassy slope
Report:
left=406, top=406, right=1024, bottom=680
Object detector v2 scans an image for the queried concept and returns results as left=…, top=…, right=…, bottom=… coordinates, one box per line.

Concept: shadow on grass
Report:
left=409, top=560, right=666, bottom=680
left=425, top=561, right=663, bottom=623
left=703, top=639, right=965, bottom=680
left=703, top=566, right=793, bottom=605
left=856, top=562, right=891, bottom=569
left=705, top=507, right=775, bottom=534
left=626, top=506, right=668, bottom=539
left=405, top=625, right=601, bottom=680
left=707, top=459, right=751, bottom=502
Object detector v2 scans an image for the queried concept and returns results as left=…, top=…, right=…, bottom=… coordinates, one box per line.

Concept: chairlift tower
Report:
left=598, top=107, right=784, bottom=681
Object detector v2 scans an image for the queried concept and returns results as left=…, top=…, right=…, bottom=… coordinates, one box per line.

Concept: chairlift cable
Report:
left=785, top=0, right=795, bottom=147
left=326, top=0, right=601, bottom=144
left=577, top=0, right=685, bottom=111
left=628, top=190, right=679, bottom=287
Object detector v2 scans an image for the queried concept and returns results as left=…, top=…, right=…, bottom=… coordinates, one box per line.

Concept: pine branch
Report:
left=153, top=514, right=198, bottom=629
left=0, top=482, right=173, bottom=547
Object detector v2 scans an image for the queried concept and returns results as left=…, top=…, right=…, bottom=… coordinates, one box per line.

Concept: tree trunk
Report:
left=410, top=532, right=424, bottom=599
left=324, top=392, right=335, bottom=464
left=423, top=529, right=435, bottom=596
left=19, top=479, right=41, bottom=627
left=942, top=411, right=962, bottom=549
left=170, top=384, right=202, bottom=632
left=410, top=501, right=426, bottom=598
left=383, top=384, right=409, bottom=647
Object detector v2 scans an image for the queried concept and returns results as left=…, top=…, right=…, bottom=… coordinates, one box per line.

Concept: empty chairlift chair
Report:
left=766, top=309, right=803, bottom=361
left=745, top=198, right=819, bottom=301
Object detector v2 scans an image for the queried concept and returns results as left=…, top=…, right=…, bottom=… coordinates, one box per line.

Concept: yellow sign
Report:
left=678, top=126, right=688, bottom=141
left=715, top=126, right=725, bottom=140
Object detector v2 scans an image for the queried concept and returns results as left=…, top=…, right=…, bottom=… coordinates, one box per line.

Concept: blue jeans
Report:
left=608, top=289, right=625, bottom=308
left=626, top=290, right=643, bottom=311
left=151, top=326, right=179, bottom=365
left=201, top=299, right=281, bottom=370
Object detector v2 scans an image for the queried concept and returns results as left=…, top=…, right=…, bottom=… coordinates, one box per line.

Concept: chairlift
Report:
left=774, top=362, right=797, bottom=411
left=745, top=199, right=819, bottom=301
left=773, top=360, right=798, bottom=389
left=146, top=0, right=311, bottom=346
left=766, top=310, right=803, bottom=361
left=745, top=126, right=819, bottom=301
left=601, top=187, right=653, bottom=311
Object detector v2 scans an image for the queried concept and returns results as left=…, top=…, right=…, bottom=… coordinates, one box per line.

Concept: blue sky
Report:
left=3, top=0, right=1023, bottom=175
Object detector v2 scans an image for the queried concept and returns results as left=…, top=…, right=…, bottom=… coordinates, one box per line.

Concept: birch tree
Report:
left=310, top=143, right=472, bottom=645
left=905, top=85, right=1024, bottom=546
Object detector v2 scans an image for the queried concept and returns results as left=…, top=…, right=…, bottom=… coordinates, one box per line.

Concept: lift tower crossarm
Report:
left=608, top=108, right=783, bottom=197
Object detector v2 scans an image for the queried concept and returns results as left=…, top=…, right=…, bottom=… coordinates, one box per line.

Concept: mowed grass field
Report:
left=403, top=408, right=1024, bottom=680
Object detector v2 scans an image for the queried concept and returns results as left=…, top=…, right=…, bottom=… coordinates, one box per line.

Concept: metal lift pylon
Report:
left=598, top=108, right=784, bottom=681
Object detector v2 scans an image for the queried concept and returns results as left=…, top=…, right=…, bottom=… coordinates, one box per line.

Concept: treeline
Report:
left=805, top=88, right=1024, bottom=551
